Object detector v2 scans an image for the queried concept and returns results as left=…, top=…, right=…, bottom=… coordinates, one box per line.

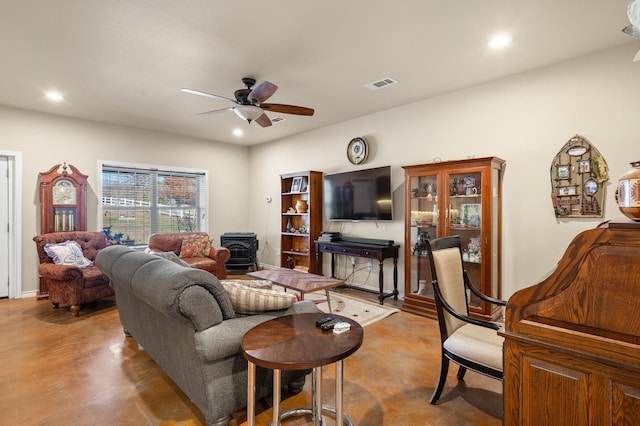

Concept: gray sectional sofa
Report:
left=96, top=245, right=316, bottom=426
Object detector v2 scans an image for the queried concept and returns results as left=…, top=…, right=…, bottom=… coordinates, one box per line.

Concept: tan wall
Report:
left=3, top=44, right=639, bottom=299
left=249, top=44, right=640, bottom=299
left=0, top=107, right=250, bottom=294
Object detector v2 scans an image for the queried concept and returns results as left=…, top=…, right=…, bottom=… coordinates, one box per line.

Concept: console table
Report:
left=314, top=237, right=400, bottom=304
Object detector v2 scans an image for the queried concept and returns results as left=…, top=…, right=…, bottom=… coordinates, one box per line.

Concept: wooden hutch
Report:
left=502, top=220, right=640, bottom=424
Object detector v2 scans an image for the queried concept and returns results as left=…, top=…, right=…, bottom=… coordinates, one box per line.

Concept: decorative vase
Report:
left=615, top=160, right=640, bottom=221
left=295, top=199, right=308, bottom=213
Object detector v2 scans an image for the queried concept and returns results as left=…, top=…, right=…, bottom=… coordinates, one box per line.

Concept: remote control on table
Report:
left=315, top=317, right=334, bottom=327
left=320, top=318, right=341, bottom=330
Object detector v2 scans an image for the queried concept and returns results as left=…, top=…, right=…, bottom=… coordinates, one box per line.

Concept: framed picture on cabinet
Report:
left=291, top=177, right=302, bottom=193
left=300, top=176, right=308, bottom=192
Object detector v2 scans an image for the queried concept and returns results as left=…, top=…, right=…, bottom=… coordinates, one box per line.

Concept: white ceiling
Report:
left=0, top=1, right=636, bottom=146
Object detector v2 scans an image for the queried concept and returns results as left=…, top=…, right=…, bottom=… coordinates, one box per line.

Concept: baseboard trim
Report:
left=21, top=290, right=38, bottom=299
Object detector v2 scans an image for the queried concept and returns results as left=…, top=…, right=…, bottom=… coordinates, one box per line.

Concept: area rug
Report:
left=282, top=289, right=400, bottom=327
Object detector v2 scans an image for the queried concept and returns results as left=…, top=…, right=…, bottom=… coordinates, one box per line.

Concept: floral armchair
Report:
left=33, top=231, right=114, bottom=316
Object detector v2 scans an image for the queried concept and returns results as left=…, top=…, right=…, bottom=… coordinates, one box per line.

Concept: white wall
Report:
left=0, top=107, right=250, bottom=294
left=250, top=44, right=640, bottom=299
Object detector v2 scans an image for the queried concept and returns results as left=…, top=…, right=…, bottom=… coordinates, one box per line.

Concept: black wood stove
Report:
left=220, top=232, right=259, bottom=271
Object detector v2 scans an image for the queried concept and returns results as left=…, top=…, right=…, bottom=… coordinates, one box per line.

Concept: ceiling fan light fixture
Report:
left=629, top=0, right=640, bottom=27
left=623, top=0, right=640, bottom=38
left=233, top=105, right=264, bottom=122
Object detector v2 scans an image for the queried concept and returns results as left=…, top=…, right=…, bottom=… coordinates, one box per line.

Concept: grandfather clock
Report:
left=39, top=163, right=88, bottom=234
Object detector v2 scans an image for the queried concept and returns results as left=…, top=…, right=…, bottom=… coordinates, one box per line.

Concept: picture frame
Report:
left=556, top=165, right=570, bottom=180
left=460, top=203, right=482, bottom=228
left=584, top=179, right=598, bottom=195
left=291, top=177, right=302, bottom=193
left=578, top=160, right=590, bottom=173
left=557, top=186, right=577, bottom=196
left=300, top=176, right=308, bottom=193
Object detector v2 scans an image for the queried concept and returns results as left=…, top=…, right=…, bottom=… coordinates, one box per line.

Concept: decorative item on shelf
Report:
left=291, top=177, right=303, bottom=193
left=424, top=182, right=436, bottom=197
left=286, top=206, right=296, bottom=214
left=298, top=225, right=308, bottom=234
left=412, top=231, right=430, bottom=255
left=549, top=135, right=608, bottom=218
left=450, top=178, right=458, bottom=196
left=615, top=160, right=640, bottom=221
left=286, top=256, right=295, bottom=269
left=286, top=218, right=293, bottom=233
left=295, top=199, right=308, bottom=213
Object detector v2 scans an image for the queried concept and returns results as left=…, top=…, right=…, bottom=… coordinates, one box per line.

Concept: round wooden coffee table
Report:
left=241, top=312, right=364, bottom=426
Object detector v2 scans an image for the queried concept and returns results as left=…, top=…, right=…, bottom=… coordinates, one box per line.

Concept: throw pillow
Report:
left=221, top=281, right=296, bottom=314
left=179, top=235, right=212, bottom=258
left=220, top=279, right=273, bottom=290
left=151, top=251, right=195, bottom=268
left=44, top=240, right=93, bottom=268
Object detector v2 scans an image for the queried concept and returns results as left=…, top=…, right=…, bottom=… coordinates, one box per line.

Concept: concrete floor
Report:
left=0, top=291, right=502, bottom=425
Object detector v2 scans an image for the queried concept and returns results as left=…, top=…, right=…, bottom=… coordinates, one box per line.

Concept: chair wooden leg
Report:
left=430, top=355, right=450, bottom=404
left=457, top=366, right=467, bottom=381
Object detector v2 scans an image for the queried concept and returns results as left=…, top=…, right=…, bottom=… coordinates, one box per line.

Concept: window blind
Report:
left=100, top=163, right=207, bottom=246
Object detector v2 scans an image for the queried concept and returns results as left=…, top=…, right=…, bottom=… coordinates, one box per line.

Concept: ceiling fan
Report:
left=181, top=77, right=314, bottom=127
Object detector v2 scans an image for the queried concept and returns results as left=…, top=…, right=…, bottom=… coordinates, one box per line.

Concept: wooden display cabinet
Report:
left=402, top=157, right=505, bottom=320
left=280, top=171, right=323, bottom=272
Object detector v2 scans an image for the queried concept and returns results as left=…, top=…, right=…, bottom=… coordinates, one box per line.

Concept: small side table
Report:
left=241, top=313, right=363, bottom=426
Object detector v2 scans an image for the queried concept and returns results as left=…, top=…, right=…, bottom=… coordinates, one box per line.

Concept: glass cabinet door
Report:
left=409, top=173, right=440, bottom=298
left=403, top=157, right=504, bottom=321
left=446, top=168, right=484, bottom=310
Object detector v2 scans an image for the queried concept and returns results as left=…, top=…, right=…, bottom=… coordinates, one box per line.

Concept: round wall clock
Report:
left=347, top=137, right=369, bottom=165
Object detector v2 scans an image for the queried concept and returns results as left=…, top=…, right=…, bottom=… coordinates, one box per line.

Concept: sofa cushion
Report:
left=178, top=285, right=224, bottom=331
left=44, top=240, right=93, bottom=268
left=220, top=279, right=273, bottom=290
left=221, top=280, right=296, bottom=314
left=150, top=251, right=194, bottom=268
left=179, top=235, right=211, bottom=258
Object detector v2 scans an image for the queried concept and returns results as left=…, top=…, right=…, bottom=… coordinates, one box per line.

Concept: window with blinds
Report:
left=99, top=162, right=207, bottom=246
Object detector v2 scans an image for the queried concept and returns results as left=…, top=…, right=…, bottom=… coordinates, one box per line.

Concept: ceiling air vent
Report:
left=271, top=117, right=286, bottom=124
left=364, top=77, right=398, bottom=91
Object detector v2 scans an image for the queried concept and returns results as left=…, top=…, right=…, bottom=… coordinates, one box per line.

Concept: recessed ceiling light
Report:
left=45, top=91, right=64, bottom=102
left=488, top=33, right=512, bottom=49
left=233, top=128, right=243, bottom=137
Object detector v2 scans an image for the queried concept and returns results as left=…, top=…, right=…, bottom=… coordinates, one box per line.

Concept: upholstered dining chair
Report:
left=425, top=235, right=506, bottom=404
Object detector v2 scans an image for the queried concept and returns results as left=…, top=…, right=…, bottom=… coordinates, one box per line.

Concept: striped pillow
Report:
left=221, top=281, right=296, bottom=314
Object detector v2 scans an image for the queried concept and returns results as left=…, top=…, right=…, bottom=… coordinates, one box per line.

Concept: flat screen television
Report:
left=323, top=166, right=393, bottom=221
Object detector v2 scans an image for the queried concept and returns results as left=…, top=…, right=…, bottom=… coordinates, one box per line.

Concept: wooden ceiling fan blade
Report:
left=260, top=103, right=314, bottom=116
left=255, top=113, right=272, bottom=127
left=181, top=88, right=237, bottom=104
left=248, top=81, right=278, bottom=104
left=197, top=107, right=234, bottom=116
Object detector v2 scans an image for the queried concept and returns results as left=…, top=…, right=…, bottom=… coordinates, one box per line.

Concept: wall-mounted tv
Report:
left=323, top=166, right=393, bottom=221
